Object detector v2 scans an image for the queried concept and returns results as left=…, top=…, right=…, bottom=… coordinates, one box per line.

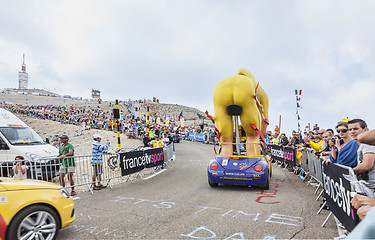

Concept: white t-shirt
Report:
left=357, top=143, right=375, bottom=188
left=13, top=165, right=29, bottom=179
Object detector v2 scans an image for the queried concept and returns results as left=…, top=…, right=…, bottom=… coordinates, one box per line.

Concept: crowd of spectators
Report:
left=265, top=119, right=375, bottom=237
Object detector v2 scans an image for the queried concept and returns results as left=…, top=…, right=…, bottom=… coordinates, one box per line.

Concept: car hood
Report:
left=0, top=177, right=61, bottom=191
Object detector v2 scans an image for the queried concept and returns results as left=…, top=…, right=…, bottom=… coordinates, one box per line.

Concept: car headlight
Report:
left=60, top=188, right=70, bottom=198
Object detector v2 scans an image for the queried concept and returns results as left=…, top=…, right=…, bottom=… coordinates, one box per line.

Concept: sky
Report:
left=1, top=0, right=375, bottom=135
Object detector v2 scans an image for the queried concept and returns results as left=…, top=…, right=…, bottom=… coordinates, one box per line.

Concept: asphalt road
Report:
left=59, top=141, right=338, bottom=239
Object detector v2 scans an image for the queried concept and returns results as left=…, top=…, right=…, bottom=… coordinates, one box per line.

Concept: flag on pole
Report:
left=295, top=89, right=302, bottom=95
left=178, top=111, right=183, bottom=121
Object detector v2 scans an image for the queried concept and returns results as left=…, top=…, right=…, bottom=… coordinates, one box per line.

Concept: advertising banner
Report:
left=188, top=132, right=206, bottom=142
left=322, top=163, right=359, bottom=231
left=269, top=145, right=296, bottom=167
left=120, top=148, right=164, bottom=176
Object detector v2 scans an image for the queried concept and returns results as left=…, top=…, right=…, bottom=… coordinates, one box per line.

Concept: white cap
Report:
left=93, top=134, right=102, bottom=139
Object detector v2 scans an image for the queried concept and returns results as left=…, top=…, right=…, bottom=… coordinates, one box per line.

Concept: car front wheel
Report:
left=7, top=204, right=60, bottom=240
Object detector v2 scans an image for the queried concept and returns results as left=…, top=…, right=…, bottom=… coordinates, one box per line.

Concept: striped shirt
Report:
left=91, top=140, right=110, bottom=164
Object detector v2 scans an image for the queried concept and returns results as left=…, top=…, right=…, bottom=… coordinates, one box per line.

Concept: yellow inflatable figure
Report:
left=213, top=69, right=269, bottom=156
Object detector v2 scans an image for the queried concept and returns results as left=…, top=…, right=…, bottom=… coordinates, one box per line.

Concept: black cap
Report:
left=60, top=134, right=69, bottom=139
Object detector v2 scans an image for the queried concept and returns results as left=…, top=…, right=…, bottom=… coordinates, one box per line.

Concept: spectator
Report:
left=56, top=134, right=76, bottom=196
left=279, top=133, right=288, bottom=146
left=349, top=119, right=375, bottom=189
left=272, top=132, right=280, bottom=145
left=349, top=128, right=375, bottom=239
left=287, top=130, right=300, bottom=147
left=142, top=132, right=151, bottom=147
left=265, top=131, right=272, bottom=144
left=149, top=135, right=165, bottom=148
left=326, top=128, right=334, bottom=136
left=320, top=132, right=332, bottom=157
left=91, top=134, right=110, bottom=190
left=323, top=121, right=359, bottom=168
left=13, top=156, right=28, bottom=179
left=309, top=135, right=324, bottom=152
left=149, top=127, right=155, bottom=140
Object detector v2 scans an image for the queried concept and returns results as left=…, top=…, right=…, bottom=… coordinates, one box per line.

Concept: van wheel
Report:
left=7, top=205, right=60, bottom=240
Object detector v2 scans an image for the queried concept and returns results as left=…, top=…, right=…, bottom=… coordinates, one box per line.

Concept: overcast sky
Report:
left=1, top=0, right=374, bottom=135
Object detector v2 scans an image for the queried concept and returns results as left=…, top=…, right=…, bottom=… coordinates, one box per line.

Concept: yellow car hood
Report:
left=0, top=177, right=61, bottom=191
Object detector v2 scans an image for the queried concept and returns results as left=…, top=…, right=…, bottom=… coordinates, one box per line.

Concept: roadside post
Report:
left=113, top=100, right=121, bottom=151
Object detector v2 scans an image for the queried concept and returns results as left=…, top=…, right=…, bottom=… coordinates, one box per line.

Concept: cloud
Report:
left=1, top=0, right=375, bottom=134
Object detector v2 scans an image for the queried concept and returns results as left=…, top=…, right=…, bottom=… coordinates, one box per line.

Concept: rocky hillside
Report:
left=0, top=93, right=214, bottom=128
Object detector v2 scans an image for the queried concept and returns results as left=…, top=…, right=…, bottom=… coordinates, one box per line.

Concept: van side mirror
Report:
left=45, top=138, right=50, bottom=144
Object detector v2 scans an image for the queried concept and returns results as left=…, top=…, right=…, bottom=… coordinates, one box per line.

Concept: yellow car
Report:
left=0, top=177, right=75, bottom=240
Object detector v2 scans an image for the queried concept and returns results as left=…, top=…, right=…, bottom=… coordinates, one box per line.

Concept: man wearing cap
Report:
left=57, top=134, right=76, bottom=196
left=91, top=134, right=110, bottom=190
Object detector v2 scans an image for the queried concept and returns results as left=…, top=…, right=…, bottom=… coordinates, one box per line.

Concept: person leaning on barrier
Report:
left=287, top=130, right=300, bottom=148
left=56, top=134, right=76, bottom=196
left=320, top=131, right=333, bottom=157
left=308, top=134, right=324, bottom=152
left=13, top=156, right=28, bottom=179
left=322, top=121, right=359, bottom=167
left=348, top=128, right=375, bottom=239
left=148, top=135, right=165, bottom=148
left=350, top=119, right=375, bottom=190
left=279, top=133, right=288, bottom=146
left=91, top=134, right=110, bottom=190
left=142, top=132, right=151, bottom=147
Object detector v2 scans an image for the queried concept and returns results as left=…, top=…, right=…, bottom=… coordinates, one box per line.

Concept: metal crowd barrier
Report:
left=0, top=142, right=176, bottom=194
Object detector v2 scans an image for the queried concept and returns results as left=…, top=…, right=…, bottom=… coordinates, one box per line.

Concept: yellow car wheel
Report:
left=7, top=204, right=60, bottom=240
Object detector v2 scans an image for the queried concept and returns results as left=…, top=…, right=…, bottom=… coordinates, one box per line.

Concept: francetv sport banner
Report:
left=269, top=145, right=296, bottom=167
left=119, top=148, right=164, bottom=176
left=323, top=163, right=360, bottom=231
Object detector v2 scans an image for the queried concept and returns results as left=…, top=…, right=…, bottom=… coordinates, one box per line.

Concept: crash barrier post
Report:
left=299, top=149, right=309, bottom=180
left=0, top=143, right=176, bottom=195
left=302, top=150, right=325, bottom=197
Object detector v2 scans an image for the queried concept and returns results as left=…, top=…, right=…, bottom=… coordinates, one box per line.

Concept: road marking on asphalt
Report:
left=73, top=197, right=80, bottom=200
left=144, top=169, right=167, bottom=180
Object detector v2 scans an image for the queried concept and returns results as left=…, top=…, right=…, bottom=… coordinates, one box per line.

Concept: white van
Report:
left=0, top=108, right=59, bottom=179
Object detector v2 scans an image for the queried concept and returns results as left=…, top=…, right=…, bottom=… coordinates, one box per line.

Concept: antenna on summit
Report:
left=18, top=54, right=28, bottom=89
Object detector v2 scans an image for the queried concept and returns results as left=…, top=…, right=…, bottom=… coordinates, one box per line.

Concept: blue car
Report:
left=208, top=155, right=271, bottom=189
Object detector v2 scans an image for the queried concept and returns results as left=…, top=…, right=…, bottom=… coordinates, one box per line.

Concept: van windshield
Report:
left=0, top=127, right=45, bottom=145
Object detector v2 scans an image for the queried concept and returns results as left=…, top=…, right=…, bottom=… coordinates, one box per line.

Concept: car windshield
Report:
left=0, top=127, right=45, bottom=145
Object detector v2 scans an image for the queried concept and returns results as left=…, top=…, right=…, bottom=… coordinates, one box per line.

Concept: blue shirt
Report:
left=330, top=139, right=359, bottom=168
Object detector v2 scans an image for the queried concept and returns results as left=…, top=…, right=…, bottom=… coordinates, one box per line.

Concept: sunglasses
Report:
left=336, top=129, right=348, bottom=133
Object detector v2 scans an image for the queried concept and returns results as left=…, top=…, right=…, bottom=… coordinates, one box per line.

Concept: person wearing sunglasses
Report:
left=323, top=121, right=359, bottom=167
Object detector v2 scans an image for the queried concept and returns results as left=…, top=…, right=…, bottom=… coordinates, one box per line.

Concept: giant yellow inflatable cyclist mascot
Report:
left=213, top=69, right=269, bottom=156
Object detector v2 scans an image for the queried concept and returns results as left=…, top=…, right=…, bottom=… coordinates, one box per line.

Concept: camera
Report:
left=331, top=136, right=336, bottom=142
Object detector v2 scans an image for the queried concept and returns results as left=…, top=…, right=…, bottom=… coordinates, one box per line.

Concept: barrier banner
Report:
left=269, top=145, right=296, bottom=167
left=120, top=150, right=146, bottom=176
left=188, top=132, right=206, bottom=142
left=322, top=163, right=359, bottom=231
left=120, top=148, right=164, bottom=176
left=145, top=147, right=164, bottom=168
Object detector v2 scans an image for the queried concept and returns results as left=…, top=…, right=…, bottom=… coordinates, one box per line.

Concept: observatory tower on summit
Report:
left=18, top=54, right=28, bottom=89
